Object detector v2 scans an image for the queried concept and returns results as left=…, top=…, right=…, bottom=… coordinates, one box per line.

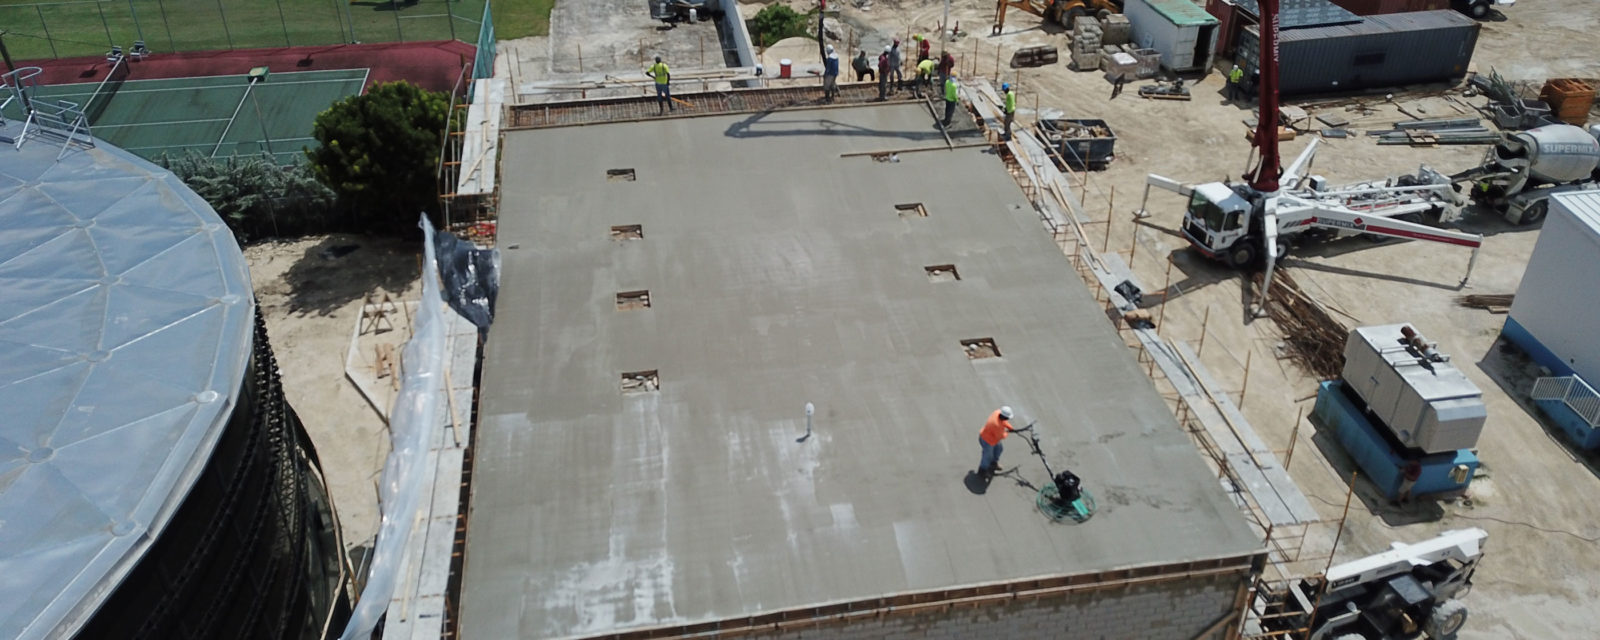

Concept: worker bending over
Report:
left=977, top=406, right=1021, bottom=477
left=914, top=57, right=936, bottom=98
left=648, top=56, right=673, bottom=114
left=853, top=49, right=874, bottom=82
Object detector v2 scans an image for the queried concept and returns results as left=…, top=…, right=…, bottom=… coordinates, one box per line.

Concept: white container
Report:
left=1509, top=191, right=1600, bottom=386
left=1123, top=0, right=1219, bottom=73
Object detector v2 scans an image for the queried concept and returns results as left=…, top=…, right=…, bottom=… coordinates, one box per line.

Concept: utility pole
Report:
left=940, top=0, right=950, bottom=56
left=817, top=0, right=826, bottom=64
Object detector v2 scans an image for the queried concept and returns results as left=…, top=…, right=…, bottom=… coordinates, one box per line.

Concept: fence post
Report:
left=275, top=0, right=291, bottom=46
left=126, top=1, right=146, bottom=46
left=97, top=2, right=114, bottom=49
left=36, top=6, right=59, bottom=58
left=445, top=0, right=458, bottom=42
left=341, top=0, right=358, bottom=43
left=154, top=0, right=175, bottom=51
left=214, top=0, right=235, bottom=50
left=392, top=1, right=405, bottom=42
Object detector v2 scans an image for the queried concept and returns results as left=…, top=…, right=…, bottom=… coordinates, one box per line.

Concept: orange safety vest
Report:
left=979, top=410, right=1013, bottom=446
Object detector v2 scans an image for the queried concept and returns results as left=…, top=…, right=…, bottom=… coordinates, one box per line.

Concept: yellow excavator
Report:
left=992, top=0, right=1124, bottom=34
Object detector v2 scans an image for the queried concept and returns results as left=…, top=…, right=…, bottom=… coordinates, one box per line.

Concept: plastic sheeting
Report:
left=339, top=216, right=449, bottom=640
left=0, top=142, right=255, bottom=639
left=433, top=229, right=499, bottom=329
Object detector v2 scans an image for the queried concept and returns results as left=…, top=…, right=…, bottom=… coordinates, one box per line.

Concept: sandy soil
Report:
left=245, top=234, right=421, bottom=555
left=810, top=0, right=1600, bottom=637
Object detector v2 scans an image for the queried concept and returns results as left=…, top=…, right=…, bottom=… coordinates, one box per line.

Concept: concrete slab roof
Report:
left=462, top=103, right=1263, bottom=639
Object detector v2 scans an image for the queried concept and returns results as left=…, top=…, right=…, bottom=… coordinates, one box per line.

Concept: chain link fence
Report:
left=0, top=0, right=487, bottom=61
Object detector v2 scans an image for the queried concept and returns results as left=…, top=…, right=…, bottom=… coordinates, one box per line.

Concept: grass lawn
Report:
left=0, top=0, right=552, bottom=61
left=492, top=0, right=556, bottom=39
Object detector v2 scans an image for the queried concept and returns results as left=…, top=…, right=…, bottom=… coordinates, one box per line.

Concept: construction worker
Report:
left=853, top=49, right=874, bottom=82
left=1109, top=72, right=1127, bottom=100
left=877, top=46, right=891, bottom=101
left=938, top=50, right=956, bottom=87
left=1227, top=64, right=1244, bottom=101
left=977, top=406, right=1021, bottom=477
left=888, top=38, right=904, bottom=92
left=823, top=44, right=840, bottom=102
left=648, top=56, right=673, bottom=114
left=914, top=57, right=936, bottom=98
left=914, top=33, right=931, bottom=63
left=1002, top=82, right=1016, bottom=140
left=942, top=73, right=959, bottom=127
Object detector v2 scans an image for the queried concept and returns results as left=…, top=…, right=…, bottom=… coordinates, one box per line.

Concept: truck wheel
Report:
left=1227, top=241, right=1259, bottom=270
left=1066, top=7, right=1087, bottom=29
left=1470, top=0, right=1490, bottom=18
left=1518, top=200, right=1548, bottom=225
left=1427, top=598, right=1469, bottom=637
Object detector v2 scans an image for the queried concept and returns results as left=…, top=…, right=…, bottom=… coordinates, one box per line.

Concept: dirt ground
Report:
left=813, top=1, right=1600, bottom=638
left=245, top=234, right=422, bottom=556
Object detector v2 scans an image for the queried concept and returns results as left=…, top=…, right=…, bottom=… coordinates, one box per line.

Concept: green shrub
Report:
left=160, top=152, right=336, bottom=243
left=749, top=4, right=812, bottom=45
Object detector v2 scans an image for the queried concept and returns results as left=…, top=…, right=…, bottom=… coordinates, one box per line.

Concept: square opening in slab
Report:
left=961, top=338, right=1001, bottom=359
left=610, top=224, right=643, bottom=240
left=924, top=264, right=960, bottom=283
left=622, top=370, right=659, bottom=394
left=607, top=168, right=636, bottom=182
left=895, top=203, right=929, bottom=218
left=616, top=290, right=652, bottom=310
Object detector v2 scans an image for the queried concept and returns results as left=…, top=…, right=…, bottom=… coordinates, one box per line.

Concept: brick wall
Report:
left=738, top=571, right=1246, bottom=640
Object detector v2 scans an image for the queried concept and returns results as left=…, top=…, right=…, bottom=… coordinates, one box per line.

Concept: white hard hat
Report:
left=826, top=44, right=834, bottom=54
left=999, top=406, right=1014, bottom=419
left=884, top=45, right=892, bottom=52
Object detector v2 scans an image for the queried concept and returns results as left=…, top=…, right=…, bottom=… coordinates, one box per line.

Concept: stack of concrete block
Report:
left=1100, top=15, right=1132, bottom=46
left=1070, top=21, right=1102, bottom=71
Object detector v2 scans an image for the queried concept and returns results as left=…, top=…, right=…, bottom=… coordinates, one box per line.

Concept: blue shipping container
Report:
left=1238, top=10, right=1479, bottom=96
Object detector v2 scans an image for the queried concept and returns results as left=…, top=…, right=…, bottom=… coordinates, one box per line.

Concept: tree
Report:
left=160, top=152, right=335, bottom=243
left=306, top=81, right=455, bottom=232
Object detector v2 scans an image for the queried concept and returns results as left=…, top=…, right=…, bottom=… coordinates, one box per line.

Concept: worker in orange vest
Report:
left=977, top=406, right=1021, bottom=477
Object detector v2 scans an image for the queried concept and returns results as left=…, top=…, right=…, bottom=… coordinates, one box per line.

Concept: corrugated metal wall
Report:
left=1328, top=0, right=1450, bottom=15
left=1237, top=10, right=1477, bottom=95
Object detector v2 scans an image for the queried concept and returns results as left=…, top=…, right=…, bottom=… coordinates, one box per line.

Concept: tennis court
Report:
left=3, top=67, right=367, bottom=164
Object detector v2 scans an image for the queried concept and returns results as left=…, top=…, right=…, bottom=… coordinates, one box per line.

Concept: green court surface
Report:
left=4, top=68, right=366, bottom=164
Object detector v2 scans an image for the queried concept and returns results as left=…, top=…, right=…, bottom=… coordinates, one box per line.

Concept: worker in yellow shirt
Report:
left=914, top=57, right=935, bottom=98
left=941, top=74, right=959, bottom=127
left=647, top=56, right=673, bottom=114
left=1002, top=82, right=1016, bottom=141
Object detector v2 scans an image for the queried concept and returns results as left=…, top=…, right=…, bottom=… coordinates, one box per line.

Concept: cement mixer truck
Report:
left=1452, top=123, right=1600, bottom=225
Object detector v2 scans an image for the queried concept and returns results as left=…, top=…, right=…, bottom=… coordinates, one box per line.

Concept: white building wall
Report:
left=1509, top=191, right=1600, bottom=383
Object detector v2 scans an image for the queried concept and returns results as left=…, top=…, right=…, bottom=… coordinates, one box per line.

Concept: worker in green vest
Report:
left=942, top=74, right=959, bottom=127
left=648, top=56, right=673, bottom=114
left=1002, top=82, right=1016, bottom=141
left=1227, top=64, right=1244, bottom=101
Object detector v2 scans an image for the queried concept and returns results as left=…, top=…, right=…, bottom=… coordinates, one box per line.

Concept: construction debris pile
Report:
left=1454, top=293, right=1514, bottom=313
left=1370, top=117, right=1496, bottom=146
left=1260, top=271, right=1349, bottom=380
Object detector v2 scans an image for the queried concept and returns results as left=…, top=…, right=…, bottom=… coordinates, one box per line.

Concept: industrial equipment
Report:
left=651, top=0, right=719, bottom=25
left=1135, top=0, right=1483, bottom=315
left=1256, top=528, right=1487, bottom=640
left=1449, top=124, right=1600, bottom=225
left=1012, top=423, right=1096, bottom=523
left=993, top=0, right=1125, bottom=34
left=1315, top=324, right=1483, bottom=500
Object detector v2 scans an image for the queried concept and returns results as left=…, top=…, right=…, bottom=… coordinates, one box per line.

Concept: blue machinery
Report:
left=1314, top=324, right=1484, bottom=500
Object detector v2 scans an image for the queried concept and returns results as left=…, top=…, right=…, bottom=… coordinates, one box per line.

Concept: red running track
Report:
left=19, top=40, right=477, bottom=93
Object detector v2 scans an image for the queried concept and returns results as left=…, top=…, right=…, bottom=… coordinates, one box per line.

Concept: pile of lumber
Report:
left=1455, top=293, right=1514, bottom=313
left=1260, top=271, right=1349, bottom=380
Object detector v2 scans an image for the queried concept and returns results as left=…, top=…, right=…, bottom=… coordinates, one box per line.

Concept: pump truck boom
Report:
left=1134, top=0, right=1482, bottom=314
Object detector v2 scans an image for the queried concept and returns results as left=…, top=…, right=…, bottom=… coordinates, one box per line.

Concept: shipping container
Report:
left=1328, top=0, right=1450, bottom=15
left=1124, top=0, right=1220, bottom=73
left=1507, top=191, right=1600, bottom=386
left=1205, top=0, right=1243, bottom=55
left=1237, top=10, right=1478, bottom=95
